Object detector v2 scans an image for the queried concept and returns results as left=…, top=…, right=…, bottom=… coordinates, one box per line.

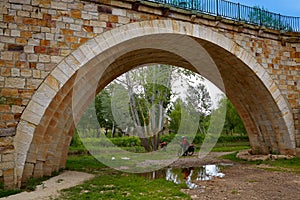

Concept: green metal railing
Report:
left=148, top=0, right=300, bottom=32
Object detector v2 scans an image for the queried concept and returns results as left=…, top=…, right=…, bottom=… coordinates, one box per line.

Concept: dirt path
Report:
left=1, top=171, right=95, bottom=200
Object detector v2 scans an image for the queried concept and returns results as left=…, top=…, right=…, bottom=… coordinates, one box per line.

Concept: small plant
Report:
left=57, top=179, right=64, bottom=183
left=247, top=179, right=258, bottom=183
left=231, top=189, right=238, bottom=194
left=0, top=181, right=21, bottom=198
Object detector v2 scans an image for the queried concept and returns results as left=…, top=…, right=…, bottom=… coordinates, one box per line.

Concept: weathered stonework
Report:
left=0, top=0, right=299, bottom=188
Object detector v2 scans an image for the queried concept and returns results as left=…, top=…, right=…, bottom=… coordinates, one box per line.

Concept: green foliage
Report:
left=160, top=133, right=176, bottom=143
left=211, top=142, right=250, bottom=152
left=168, top=99, right=182, bottom=133
left=266, top=157, right=300, bottom=174
left=122, top=146, right=146, bottom=153
left=95, top=88, right=115, bottom=134
left=65, top=155, right=106, bottom=173
left=221, top=152, right=244, bottom=162
left=216, top=96, right=246, bottom=135
left=0, top=189, right=21, bottom=198
left=110, top=136, right=141, bottom=147
left=159, top=133, right=249, bottom=153
left=0, top=96, right=6, bottom=104
left=248, top=6, right=293, bottom=31
left=143, top=133, right=248, bottom=146
left=168, top=80, right=212, bottom=135
left=0, top=182, right=21, bottom=197
left=70, top=130, right=83, bottom=148
left=217, top=135, right=248, bottom=143
left=81, top=136, right=141, bottom=148
left=222, top=152, right=300, bottom=174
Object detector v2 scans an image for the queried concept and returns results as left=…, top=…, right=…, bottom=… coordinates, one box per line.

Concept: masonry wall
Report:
left=0, top=0, right=299, bottom=188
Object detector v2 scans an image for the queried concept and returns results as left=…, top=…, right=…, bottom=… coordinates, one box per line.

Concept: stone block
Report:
left=33, top=168, right=43, bottom=178
left=2, top=154, right=15, bottom=162
left=0, top=161, right=14, bottom=170
left=21, top=163, right=34, bottom=182
left=5, top=77, right=25, bottom=88
left=1, top=88, right=18, bottom=97
left=42, top=163, right=53, bottom=176
left=25, top=151, right=37, bottom=163
left=9, top=0, right=31, bottom=4
left=0, top=105, right=10, bottom=112
left=51, top=67, right=68, bottom=86
left=51, top=2, right=67, bottom=10
left=17, top=120, right=36, bottom=136
left=0, top=127, right=15, bottom=137
left=71, top=10, right=81, bottom=19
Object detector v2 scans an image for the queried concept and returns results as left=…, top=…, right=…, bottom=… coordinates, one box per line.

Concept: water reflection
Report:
left=141, top=165, right=225, bottom=189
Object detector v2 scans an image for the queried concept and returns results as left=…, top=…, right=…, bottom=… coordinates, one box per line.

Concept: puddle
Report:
left=141, top=164, right=227, bottom=189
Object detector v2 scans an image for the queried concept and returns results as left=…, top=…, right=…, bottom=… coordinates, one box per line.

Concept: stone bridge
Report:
left=0, top=0, right=299, bottom=188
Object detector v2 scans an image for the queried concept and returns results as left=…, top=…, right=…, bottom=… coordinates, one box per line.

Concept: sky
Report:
left=230, top=0, right=300, bottom=17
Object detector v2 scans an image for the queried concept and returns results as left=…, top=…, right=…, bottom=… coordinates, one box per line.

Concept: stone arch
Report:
left=14, top=19, right=295, bottom=185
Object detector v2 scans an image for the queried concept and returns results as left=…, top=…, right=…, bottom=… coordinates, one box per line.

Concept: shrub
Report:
left=81, top=136, right=141, bottom=148
left=70, top=130, right=83, bottom=148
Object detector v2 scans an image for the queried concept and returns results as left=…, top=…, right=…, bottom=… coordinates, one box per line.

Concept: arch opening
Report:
left=14, top=20, right=295, bottom=185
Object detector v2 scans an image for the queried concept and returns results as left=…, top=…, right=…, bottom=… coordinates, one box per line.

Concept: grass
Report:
left=65, top=155, right=107, bottom=173
left=222, top=151, right=300, bottom=174
left=57, top=154, right=190, bottom=200
left=59, top=140, right=251, bottom=199
left=263, top=157, right=300, bottom=174
left=56, top=172, right=190, bottom=200
left=0, top=188, right=21, bottom=198
left=211, top=141, right=250, bottom=152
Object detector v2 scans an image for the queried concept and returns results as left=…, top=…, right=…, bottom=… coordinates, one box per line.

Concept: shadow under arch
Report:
left=14, top=19, right=295, bottom=185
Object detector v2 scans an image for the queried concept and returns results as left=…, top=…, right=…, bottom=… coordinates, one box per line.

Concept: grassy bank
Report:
left=57, top=155, right=190, bottom=200
left=222, top=152, right=300, bottom=174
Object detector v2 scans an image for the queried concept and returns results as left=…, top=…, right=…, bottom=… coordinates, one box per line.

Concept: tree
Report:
left=185, top=80, right=212, bottom=134
left=168, top=77, right=212, bottom=135
left=109, top=65, right=173, bottom=151
left=95, top=88, right=114, bottom=137
left=77, top=99, right=100, bottom=138
left=168, top=98, right=182, bottom=134
left=217, top=96, right=246, bottom=135
left=248, top=6, right=292, bottom=31
left=95, top=65, right=215, bottom=152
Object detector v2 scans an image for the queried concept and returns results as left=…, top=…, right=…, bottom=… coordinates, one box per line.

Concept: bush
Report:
left=217, top=135, right=249, bottom=143
left=81, top=136, right=141, bottom=148
left=110, top=136, right=141, bottom=147
left=160, top=133, right=248, bottom=145
left=70, top=130, right=83, bottom=148
left=160, top=134, right=176, bottom=143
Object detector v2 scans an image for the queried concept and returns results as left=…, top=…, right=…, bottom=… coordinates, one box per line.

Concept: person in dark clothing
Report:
left=181, top=136, right=190, bottom=156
